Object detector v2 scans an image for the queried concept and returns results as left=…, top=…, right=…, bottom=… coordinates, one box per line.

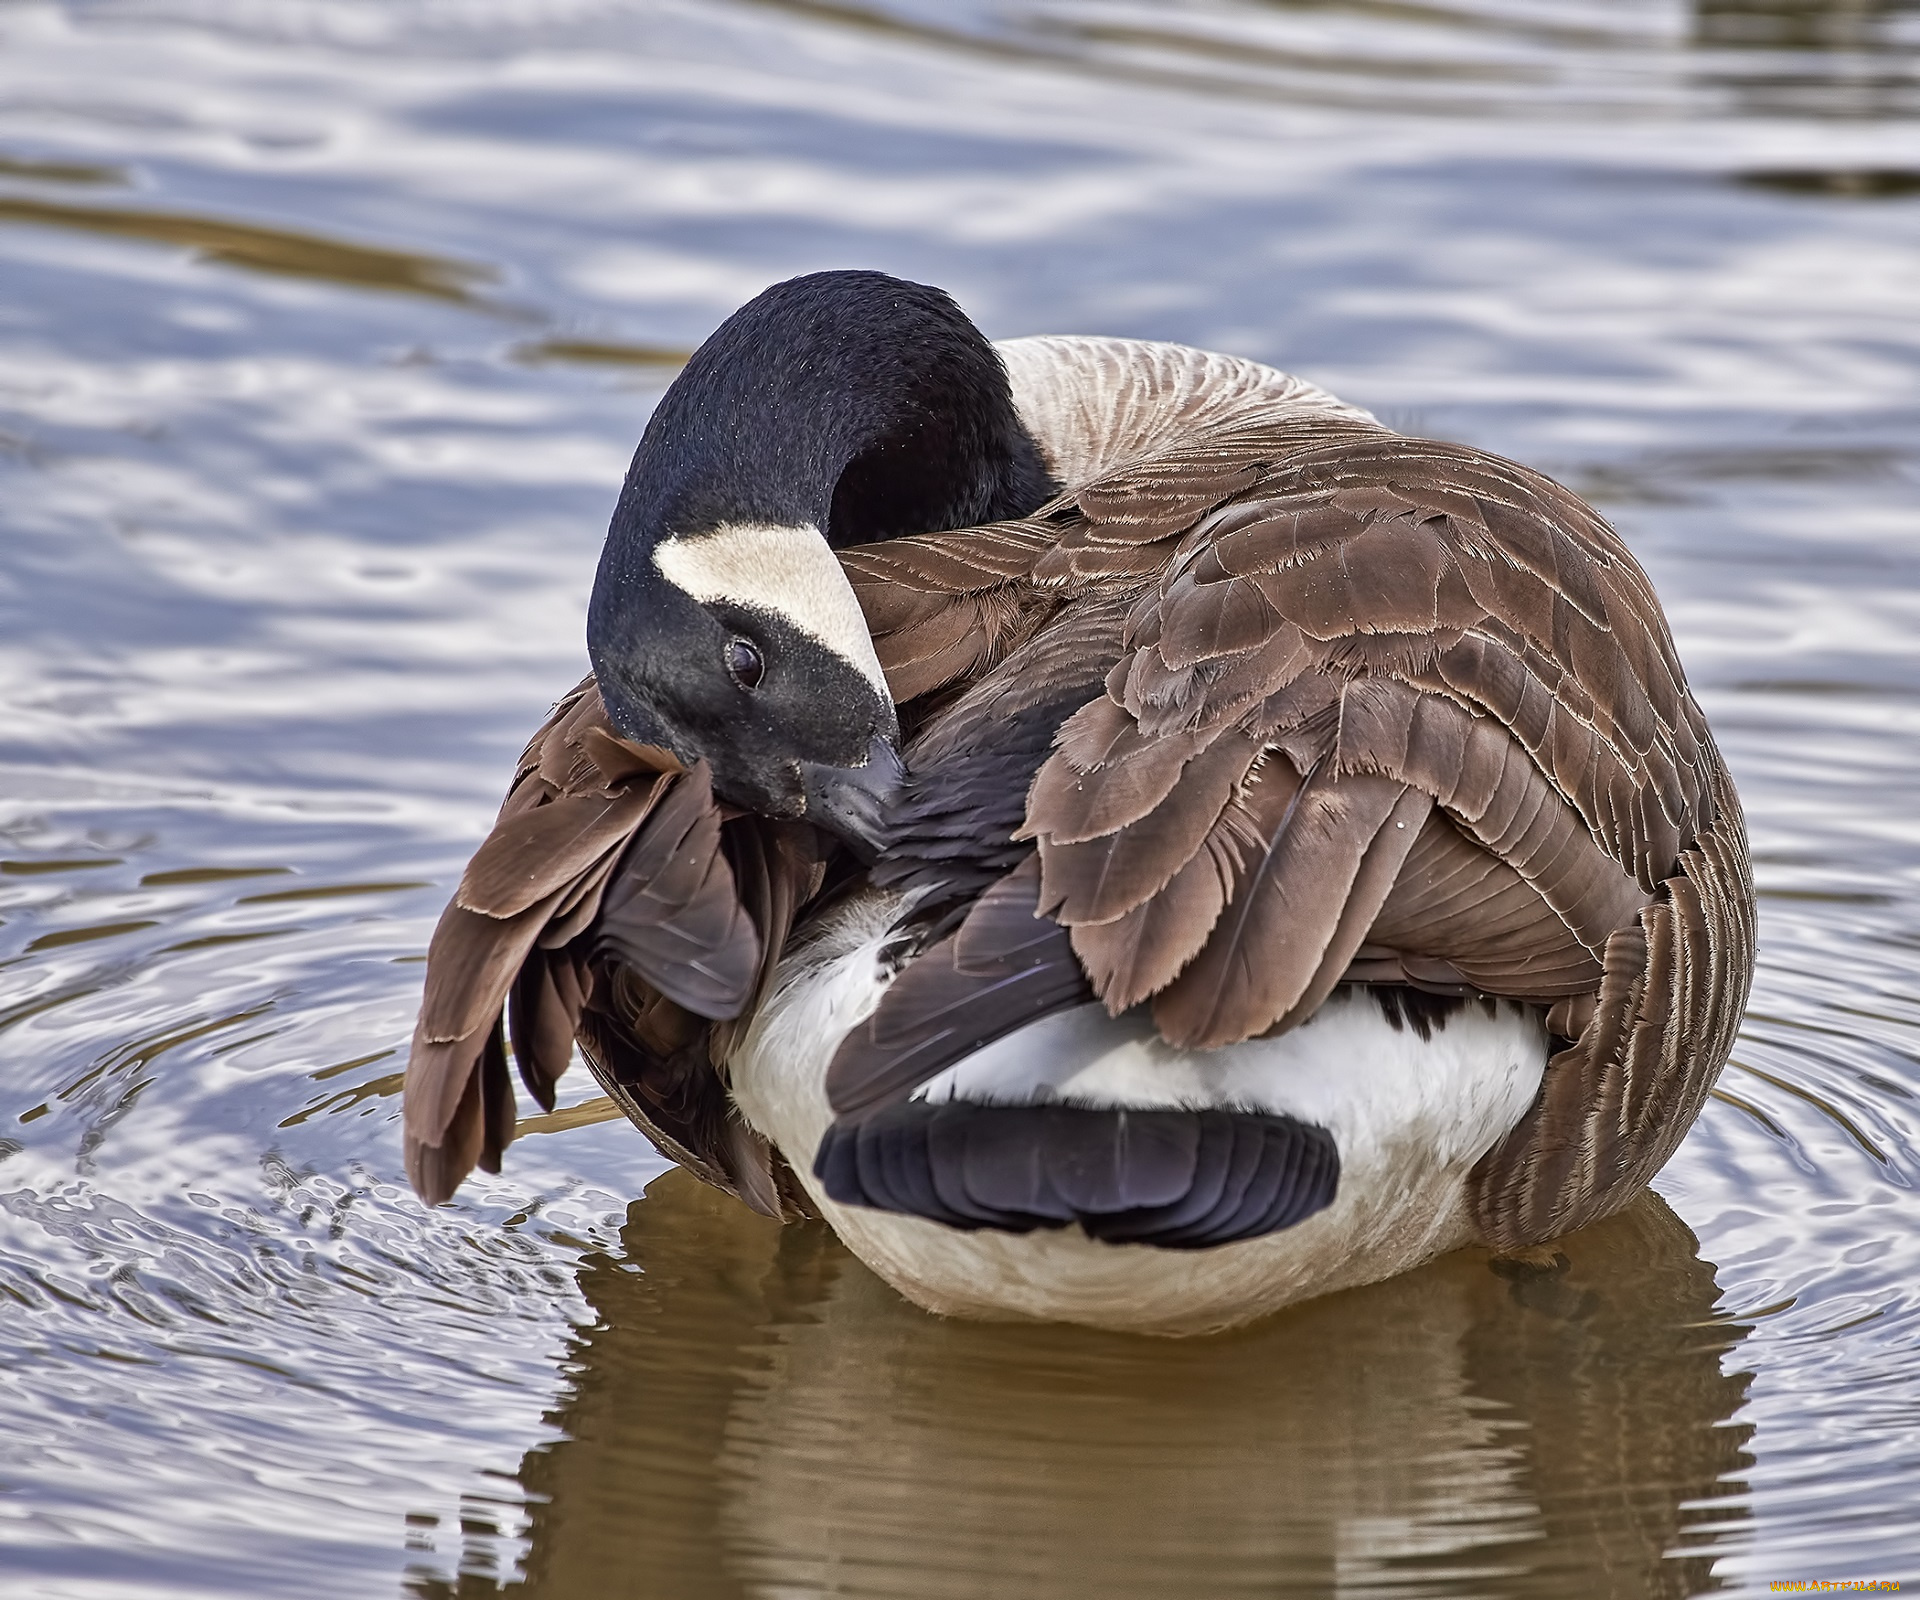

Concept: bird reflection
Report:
left=1694, top=0, right=1914, bottom=52
left=411, top=1174, right=1751, bottom=1599
left=1693, top=0, right=1919, bottom=120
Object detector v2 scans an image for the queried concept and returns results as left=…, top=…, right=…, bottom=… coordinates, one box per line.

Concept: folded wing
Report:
left=835, top=418, right=1754, bottom=1243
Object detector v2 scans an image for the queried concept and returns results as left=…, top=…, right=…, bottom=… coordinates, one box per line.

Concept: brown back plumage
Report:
left=837, top=400, right=1753, bottom=1242
left=405, top=348, right=1753, bottom=1250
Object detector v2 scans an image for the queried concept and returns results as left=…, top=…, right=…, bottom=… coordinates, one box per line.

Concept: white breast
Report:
left=726, top=892, right=1549, bottom=1335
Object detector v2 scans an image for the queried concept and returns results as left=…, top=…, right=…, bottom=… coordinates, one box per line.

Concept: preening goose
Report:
left=404, top=271, right=1755, bottom=1334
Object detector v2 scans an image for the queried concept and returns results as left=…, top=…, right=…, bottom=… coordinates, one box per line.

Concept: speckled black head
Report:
left=587, top=270, right=1054, bottom=848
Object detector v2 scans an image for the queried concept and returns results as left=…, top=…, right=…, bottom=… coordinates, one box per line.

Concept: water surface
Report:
left=1, top=1, right=1918, bottom=1594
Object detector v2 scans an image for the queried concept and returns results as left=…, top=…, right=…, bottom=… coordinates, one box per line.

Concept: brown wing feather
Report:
left=456, top=788, right=662, bottom=920
left=1145, top=763, right=1419, bottom=1048
left=405, top=680, right=678, bottom=1201
left=403, top=680, right=821, bottom=1213
left=1368, top=811, right=1604, bottom=998
left=826, top=856, right=1094, bottom=1118
left=1002, top=414, right=1750, bottom=1242
left=591, top=762, right=760, bottom=1020
left=1034, top=726, right=1267, bottom=926
left=840, top=520, right=1061, bottom=706
left=1469, top=753, right=1754, bottom=1245
left=507, top=948, right=580, bottom=1112
left=1065, top=822, right=1238, bottom=1011
left=557, top=795, right=821, bottom=1219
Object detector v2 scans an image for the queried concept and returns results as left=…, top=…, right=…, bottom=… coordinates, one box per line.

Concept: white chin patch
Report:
left=652, top=521, right=892, bottom=702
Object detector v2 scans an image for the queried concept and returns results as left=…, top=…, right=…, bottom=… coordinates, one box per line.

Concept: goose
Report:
left=403, top=270, right=1755, bottom=1335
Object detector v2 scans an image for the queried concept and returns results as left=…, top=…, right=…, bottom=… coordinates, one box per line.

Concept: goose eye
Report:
left=725, top=637, right=764, bottom=690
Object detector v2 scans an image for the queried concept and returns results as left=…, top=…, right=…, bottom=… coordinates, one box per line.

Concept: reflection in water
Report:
left=410, top=1174, right=1750, bottom=1600
left=1694, top=0, right=1920, bottom=118
left=1737, top=166, right=1920, bottom=195
left=0, top=195, right=495, bottom=302
left=734, top=0, right=1920, bottom=118
left=0, top=152, right=127, bottom=185
left=509, top=338, right=693, bottom=369
left=1695, top=0, right=1916, bottom=52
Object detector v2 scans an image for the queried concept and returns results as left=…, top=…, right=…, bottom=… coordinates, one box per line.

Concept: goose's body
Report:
left=403, top=273, right=1754, bottom=1333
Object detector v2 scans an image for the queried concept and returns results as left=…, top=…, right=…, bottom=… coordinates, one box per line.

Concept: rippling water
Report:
left=1, top=1, right=1917, bottom=1594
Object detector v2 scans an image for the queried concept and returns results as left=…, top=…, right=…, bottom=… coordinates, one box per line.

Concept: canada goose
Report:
left=404, top=270, right=1754, bottom=1334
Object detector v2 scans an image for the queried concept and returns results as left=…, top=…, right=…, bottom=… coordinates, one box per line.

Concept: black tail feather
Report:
left=814, top=1101, right=1338, bottom=1251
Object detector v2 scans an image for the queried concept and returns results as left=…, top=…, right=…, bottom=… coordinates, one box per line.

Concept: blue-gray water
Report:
left=1, top=2, right=1918, bottom=1594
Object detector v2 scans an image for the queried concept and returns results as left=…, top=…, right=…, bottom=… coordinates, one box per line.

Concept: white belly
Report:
left=726, top=892, right=1548, bottom=1335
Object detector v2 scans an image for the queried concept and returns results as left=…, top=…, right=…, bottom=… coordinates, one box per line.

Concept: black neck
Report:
left=602, top=271, right=1055, bottom=560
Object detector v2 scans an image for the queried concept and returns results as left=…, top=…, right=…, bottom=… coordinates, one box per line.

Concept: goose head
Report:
left=587, top=270, right=1054, bottom=853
